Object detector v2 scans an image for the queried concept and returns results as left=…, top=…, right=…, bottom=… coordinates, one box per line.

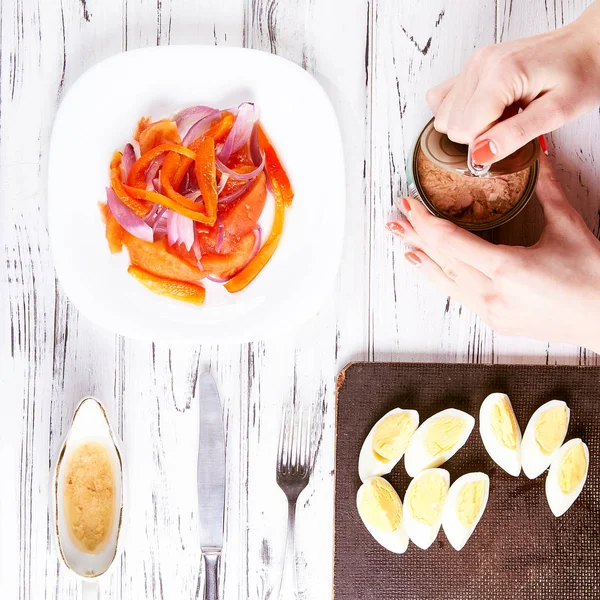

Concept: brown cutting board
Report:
left=334, top=363, right=600, bottom=600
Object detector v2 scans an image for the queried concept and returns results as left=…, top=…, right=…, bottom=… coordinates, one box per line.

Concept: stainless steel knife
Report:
left=197, top=372, right=226, bottom=600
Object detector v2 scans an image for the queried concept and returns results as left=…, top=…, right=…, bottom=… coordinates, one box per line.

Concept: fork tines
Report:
left=277, top=403, right=312, bottom=478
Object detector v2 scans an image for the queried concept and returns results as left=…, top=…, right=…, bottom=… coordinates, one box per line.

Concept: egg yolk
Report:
left=359, top=479, right=403, bottom=532
left=424, top=416, right=466, bottom=457
left=535, top=405, right=568, bottom=455
left=457, top=480, right=486, bottom=527
left=408, top=472, right=448, bottom=526
left=372, top=412, right=416, bottom=461
left=491, top=397, right=519, bottom=450
left=558, top=443, right=587, bottom=494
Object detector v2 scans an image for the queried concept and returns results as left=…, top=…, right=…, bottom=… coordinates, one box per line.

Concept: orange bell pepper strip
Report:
left=109, top=152, right=149, bottom=218
left=99, top=203, right=124, bottom=254
left=128, top=265, right=206, bottom=305
left=127, top=143, right=196, bottom=189
left=224, top=189, right=285, bottom=293
left=194, top=137, right=218, bottom=219
left=160, top=152, right=209, bottom=214
left=136, top=119, right=181, bottom=155
left=122, top=183, right=217, bottom=225
left=257, top=125, right=294, bottom=206
left=122, top=232, right=205, bottom=283
left=172, top=113, right=236, bottom=188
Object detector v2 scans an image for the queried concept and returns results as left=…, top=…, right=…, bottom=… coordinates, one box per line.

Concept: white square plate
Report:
left=48, top=46, right=345, bottom=343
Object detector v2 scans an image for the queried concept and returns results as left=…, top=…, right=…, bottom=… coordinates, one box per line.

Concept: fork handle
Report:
left=279, top=501, right=298, bottom=598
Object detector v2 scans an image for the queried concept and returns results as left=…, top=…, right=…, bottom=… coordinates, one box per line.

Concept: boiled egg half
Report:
left=545, top=438, right=589, bottom=517
left=356, top=477, right=409, bottom=553
left=358, top=408, right=419, bottom=482
left=521, top=400, right=570, bottom=479
left=442, top=472, right=489, bottom=551
left=404, top=408, right=474, bottom=477
left=403, top=468, right=450, bottom=549
left=479, top=393, right=521, bottom=476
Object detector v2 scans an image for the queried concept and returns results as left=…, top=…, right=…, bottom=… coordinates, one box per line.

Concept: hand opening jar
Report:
left=406, top=119, right=540, bottom=231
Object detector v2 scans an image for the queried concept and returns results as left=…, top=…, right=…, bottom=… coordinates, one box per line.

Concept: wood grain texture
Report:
left=0, top=0, right=596, bottom=599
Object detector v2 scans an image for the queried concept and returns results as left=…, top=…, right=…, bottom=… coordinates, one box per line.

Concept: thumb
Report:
left=471, top=95, right=565, bottom=164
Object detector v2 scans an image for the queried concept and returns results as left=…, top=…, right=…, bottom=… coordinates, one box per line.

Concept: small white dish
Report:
left=50, top=398, right=126, bottom=580
left=48, top=46, right=345, bottom=342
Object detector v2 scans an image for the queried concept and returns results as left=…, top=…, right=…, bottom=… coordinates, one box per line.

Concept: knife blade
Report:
left=197, top=372, right=226, bottom=600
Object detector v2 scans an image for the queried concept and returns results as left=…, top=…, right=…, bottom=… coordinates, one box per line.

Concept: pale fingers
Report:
left=402, top=198, right=506, bottom=278
left=426, top=76, right=458, bottom=114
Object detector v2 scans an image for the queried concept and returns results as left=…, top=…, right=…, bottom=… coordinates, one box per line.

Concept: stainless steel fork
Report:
left=276, top=403, right=313, bottom=598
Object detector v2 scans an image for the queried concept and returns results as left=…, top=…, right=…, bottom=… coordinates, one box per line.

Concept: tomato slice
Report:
left=136, top=119, right=181, bottom=155
left=220, top=172, right=267, bottom=238
left=122, top=232, right=205, bottom=283
left=201, top=230, right=257, bottom=279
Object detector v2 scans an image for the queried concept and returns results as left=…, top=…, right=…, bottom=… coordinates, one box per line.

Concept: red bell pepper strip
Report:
left=257, top=125, right=294, bottom=206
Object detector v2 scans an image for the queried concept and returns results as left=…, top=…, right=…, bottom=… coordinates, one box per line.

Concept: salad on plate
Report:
left=100, top=103, right=293, bottom=305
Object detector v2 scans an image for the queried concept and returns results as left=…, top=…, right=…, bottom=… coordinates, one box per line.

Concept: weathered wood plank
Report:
left=1, top=1, right=596, bottom=600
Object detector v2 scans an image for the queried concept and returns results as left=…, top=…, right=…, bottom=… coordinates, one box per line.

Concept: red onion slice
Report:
left=207, top=275, right=231, bottom=284
left=215, top=154, right=264, bottom=181
left=182, top=110, right=221, bottom=146
left=217, top=173, right=229, bottom=195
left=219, top=102, right=257, bottom=163
left=106, top=187, right=154, bottom=243
left=122, top=143, right=136, bottom=180
left=152, top=207, right=168, bottom=231
left=174, top=105, right=216, bottom=127
left=167, top=210, right=194, bottom=250
left=144, top=204, right=161, bottom=224
left=218, top=180, right=252, bottom=204
left=146, top=154, right=166, bottom=189
left=166, top=210, right=178, bottom=246
left=184, top=190, right=203, bottom=202
left=192, top=232, right=204, bottom=271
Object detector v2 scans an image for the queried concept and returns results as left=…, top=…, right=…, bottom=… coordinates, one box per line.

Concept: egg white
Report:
left=358, top=408, right=419, bottom=482
left=521, top=400, right=570, bottom=479
left=356, top=477, right=409, bottom=554
left=441, top=472, right=489, bottom=551
left=479, top=393, right=522, bottom=477
left=545, top=438, right=589, bottom=517
left=404, top=408, right=475, bottom=478
left=403, top=468, right=450, bottom=550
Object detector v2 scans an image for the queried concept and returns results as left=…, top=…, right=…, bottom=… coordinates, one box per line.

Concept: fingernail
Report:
left=538, top=134, right=549, bottom=156
left=386, top=222, right=405, bottom=238
left=404, top=252, right=421, bottom=267
left=471, top=139, right=498, bottom=165
left=401, top=197, right=412, bottom=215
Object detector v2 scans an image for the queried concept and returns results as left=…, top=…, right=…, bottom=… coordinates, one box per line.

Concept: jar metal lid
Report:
left=420, top=119, right=540, bottom=177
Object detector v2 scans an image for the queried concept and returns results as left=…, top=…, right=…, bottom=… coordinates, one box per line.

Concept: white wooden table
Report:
left=2, top=0, right=598, bottom=598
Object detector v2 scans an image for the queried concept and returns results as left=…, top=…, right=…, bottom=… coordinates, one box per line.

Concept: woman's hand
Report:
left=386, top=156, right=600, bottom=352
left=427, top=2, right=600, bottom=165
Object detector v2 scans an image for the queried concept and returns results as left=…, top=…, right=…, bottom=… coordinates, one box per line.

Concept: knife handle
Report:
left=203, top=550, right=221, bottom=600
